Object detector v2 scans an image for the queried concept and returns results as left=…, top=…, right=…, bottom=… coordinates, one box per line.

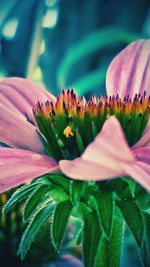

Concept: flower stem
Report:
left=95, top=208, right=124, bottom=267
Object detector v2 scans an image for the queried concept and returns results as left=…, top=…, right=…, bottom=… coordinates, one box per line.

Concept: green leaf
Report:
left=104, top=179, right=127, bottom=193
left=82, top=182, right=99, bottom=202
left=83, top=211, right=101, bottom=267
left=73, top=202, right=92, bottom=219
left=117, top=200, right=144, bottom=247
left=50, top=187, right=69, bottom=202
left=94, top=191, right=114, bottom=237
left=23, top=183, right=52, bottom=221
left=70, top=180, right=85, bottom=205
left=18, top=199, right=55, bottom=260
left=122, top=176, right=137, bottom=197
left=4, top=180, right=42, bottom=214
left=44, top=173, right=70, bottom=193
left=95, top=209, right=123, bottom=267
left=106, top=178, right=136, bottom=200
left=51, top=200, right=72, bottom=250
left=76, top=227, right=83, bottom=245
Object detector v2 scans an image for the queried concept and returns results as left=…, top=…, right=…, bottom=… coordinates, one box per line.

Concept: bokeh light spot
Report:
left=42, top=9, right=58, bottom=28
left=2, top=19, right=18, bottom=40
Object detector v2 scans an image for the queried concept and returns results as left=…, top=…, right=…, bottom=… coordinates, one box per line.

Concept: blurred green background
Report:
left=0, top=0, right=150, bottom=97
left=0, top=0, right=150, bottom=266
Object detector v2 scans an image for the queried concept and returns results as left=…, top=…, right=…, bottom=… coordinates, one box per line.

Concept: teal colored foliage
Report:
left=4, top=174, right=150, bottom=267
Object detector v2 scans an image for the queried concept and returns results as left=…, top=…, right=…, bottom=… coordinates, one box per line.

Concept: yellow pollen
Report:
left=63, top=126, right=74, bottom=138
left=1, top=194, right=7, bottom=204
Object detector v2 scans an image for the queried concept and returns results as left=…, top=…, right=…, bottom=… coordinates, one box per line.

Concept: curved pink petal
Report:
left=0, top=104, right=44, bottom=153
left=0, top=148, right=58, bottom=193
left=106, top=39, right=150, bottom=99
left=0, top=77, right=55, bottom=122
left=59, top=116, right=134, bottom=180
left=132, top=147, right=150, bottom=164
left=123, top=161, right=150, bottom=191
left=60, top=158, right=124, bottom=181
left=60, top=116, right=150, bottom=191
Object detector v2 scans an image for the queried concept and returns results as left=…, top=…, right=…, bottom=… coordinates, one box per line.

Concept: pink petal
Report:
left=59, top=116, right=150, bottom=191
left=0, top=77, right=55, bottom=121
left=106, top=39, right=150, bottom=99
left=132, top=147, right=150, bottom=164
left=123, top=161, right=150, bottom=191
left=0, top=103, right=44, bottom=153
left=59, top=116, right=134, bottom=180
left=133, top=117, right=150, bottom=149
left=0, top=148, right=58, bottom=193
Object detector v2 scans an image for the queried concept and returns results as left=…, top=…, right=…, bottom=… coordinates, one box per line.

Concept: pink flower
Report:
left=0, top=39, right=150, bottom=193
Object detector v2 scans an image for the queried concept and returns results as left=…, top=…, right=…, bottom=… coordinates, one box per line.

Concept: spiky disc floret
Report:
left=33, top=90, right=150, bottom=160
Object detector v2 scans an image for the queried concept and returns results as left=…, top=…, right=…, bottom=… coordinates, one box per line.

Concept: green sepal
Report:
left=56, top=136, right=72, bottom=159
left=82, top=211, right=101, bottom=267
left=75, top=128, right=85, bottom=154
left=36, top=130, right=55, bottom=158
left=130, top=112, right=148, bottom=145
left=72, top=116, right=87, bottom=146
left=54, top=114, right=67, bottom=138
left=51, top=200, right=72, bottom=251
left=93, top=191, right=114, bottom=237
left=92, top=120, right=98, bottom=138
left=117, top=200, right=144, bottom=247
left=23, top=183, right=52, bottom=222
left=35, top=115, right=62, bottom=160
left=70, top=180, right=85, bottom=205
left=18, top=199, right=55, bottom=260
left=4, top=180, right=43, bottom=214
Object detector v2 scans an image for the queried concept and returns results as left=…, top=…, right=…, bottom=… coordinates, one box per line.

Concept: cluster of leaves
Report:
left=4, top=173, right=150, bottom=267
